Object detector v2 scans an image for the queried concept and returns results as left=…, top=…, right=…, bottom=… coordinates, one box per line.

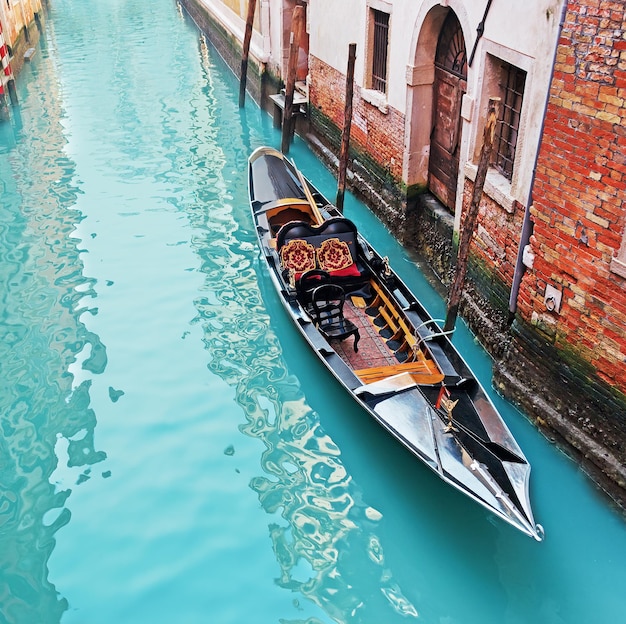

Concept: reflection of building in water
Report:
left=0, top=16, right=107, bottom=621
left=246, top=396, right=418, bottom=620
left=194, top=271, right=418, bottom=618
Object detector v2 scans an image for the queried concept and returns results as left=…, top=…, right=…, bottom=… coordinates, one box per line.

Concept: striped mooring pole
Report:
left=0, top=18, right=17, bottom=120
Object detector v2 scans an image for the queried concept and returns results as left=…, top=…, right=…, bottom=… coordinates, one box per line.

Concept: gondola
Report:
left=248, top=145, right=543, bottom=540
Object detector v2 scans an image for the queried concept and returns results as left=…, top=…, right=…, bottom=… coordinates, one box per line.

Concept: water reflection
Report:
left=5, top=0, right=624, bottom=620
left=194, top=258, right=418, bottom=621
left=0, top=28, right=106, bottom=622
left=188, top=30, right=418, bottom=622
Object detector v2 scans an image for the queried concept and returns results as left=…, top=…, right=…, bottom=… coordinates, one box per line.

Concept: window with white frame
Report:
left=492, top=61, right=526, bottom=181
left=367, top=7, right=390, bottom=94
left=465, top=49, right=534, bottom=213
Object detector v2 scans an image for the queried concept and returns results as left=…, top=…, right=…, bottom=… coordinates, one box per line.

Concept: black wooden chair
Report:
left=311, top=284, right=360, bottom=352
left=297, top=269, right=331, bottom=309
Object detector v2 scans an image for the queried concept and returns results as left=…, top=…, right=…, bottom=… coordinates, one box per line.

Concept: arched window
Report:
left=435, top=12, right=467, bottom=80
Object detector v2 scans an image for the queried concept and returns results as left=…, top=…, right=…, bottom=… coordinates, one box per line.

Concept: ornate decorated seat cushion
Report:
left=316, top=237, right=360, bottom=277
left=280, top=238, right=316, bottom=279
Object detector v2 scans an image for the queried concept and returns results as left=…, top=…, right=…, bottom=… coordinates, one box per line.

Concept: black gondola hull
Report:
left=249, top=146, right=543, bottom=541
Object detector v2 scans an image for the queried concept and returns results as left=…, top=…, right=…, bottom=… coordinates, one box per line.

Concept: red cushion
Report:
left=328, top=263, right=361, bottom=278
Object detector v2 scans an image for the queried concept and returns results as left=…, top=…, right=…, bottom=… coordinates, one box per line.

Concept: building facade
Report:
left=504, top=0, right=626, bottom=496
left=0, top=0, right=44, bottom=62
left=0, top=0, right=45, bottom=117
left=180, top=0, right=626, bottom=503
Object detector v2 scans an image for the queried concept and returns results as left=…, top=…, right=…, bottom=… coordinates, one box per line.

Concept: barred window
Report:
left=493, top=63, right=526, bottom=180
left=370, top=9, right=389, bottom=93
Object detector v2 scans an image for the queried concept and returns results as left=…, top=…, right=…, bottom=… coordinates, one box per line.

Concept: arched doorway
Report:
left=428, top=11, right=467, bottom=211
left=282, top=0, right=309, bottom=82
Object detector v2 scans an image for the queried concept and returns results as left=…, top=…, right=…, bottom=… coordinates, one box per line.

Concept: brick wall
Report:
left=518, top=0, right=626, bottom=396
left=309, top=55, right=405, bottom=183
left=461, top=180, right=526, bottom=298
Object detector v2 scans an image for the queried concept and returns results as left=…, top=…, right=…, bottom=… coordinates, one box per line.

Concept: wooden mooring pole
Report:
left=281, top=4, right=305, bottom=154
left=238, top=0, right=257, bottom=108
left=444, top=97, right=501, bottom=333
left=336, top=43, right=357, bottom=213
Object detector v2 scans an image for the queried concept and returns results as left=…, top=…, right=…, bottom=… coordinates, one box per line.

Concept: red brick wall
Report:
left=309, top=55, right=405, bottom=181
left=519, top=0, right=626, bottom=392
left=461, top=181, right=526, bottom=289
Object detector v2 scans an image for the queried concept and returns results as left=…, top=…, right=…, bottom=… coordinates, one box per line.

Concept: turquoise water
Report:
left=0, top=0, right=624, bottom=622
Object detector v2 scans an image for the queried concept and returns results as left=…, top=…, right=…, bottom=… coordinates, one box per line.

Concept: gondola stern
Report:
left=482, top=461, right=544, bottom=541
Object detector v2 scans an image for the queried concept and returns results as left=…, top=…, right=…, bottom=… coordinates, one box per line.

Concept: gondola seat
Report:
left=311, top=284, right=360, bottom=352
left=276, top=217, right=371, bottom=291
left=269, top=208, right=311, bottom=234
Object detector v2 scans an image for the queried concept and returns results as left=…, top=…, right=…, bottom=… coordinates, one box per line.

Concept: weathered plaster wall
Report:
left=308, top=55, right=405, bottom=183
left=0, top=0, right=45, bottom=118
left=0, top=0, right=44, bottom=50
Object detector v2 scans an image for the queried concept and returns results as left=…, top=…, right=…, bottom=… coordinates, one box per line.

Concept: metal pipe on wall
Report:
left=507, top=0, right=569, bottom=322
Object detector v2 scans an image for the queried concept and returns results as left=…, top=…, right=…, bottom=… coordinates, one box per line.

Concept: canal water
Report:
left=0, top=0, right=624, bottom=622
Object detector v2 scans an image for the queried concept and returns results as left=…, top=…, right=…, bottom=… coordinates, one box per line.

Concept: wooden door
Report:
left=428, top=12, right=467, bottom=211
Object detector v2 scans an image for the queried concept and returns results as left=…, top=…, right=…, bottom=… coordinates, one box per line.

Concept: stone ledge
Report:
left=494, top=362, right=626, bottom=513
left=464, top=163, right=516, bottom=213
left=361, top=88, right=389, bottom=114
left=610, top=254, right=626, bottom=278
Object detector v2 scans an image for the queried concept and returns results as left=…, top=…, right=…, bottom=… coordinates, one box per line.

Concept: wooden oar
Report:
left=295, top=165, right=324, bottom=225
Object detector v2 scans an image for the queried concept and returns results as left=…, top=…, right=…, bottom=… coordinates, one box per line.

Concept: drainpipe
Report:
left=508, top=0, right=569, bottom=323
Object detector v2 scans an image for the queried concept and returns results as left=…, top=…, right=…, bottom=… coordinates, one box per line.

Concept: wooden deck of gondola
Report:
left=329, top=294, right=445, bottom=386
left=333, top=299, right=397, bottom=370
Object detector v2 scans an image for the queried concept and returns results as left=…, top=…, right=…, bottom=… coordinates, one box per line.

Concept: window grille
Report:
left=371, top=10, right=389, bottom=93
left=435, top=11, right=467, bottom=79
left=493, top=64, right=526, bottom=180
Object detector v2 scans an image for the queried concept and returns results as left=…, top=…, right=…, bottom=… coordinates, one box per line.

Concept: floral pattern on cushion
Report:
left=280, top=239, right=316, bottom=278
left=316, top=238, right=360, bottom=277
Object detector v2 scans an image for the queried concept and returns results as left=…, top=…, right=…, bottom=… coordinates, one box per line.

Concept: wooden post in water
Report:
left=281, top=4, right=305, bottom=154
left=238, top=0, right=257, bottom=108
left=444, top=97, right=501, bottom=333
left=336, top=43, right=357, bottom=213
